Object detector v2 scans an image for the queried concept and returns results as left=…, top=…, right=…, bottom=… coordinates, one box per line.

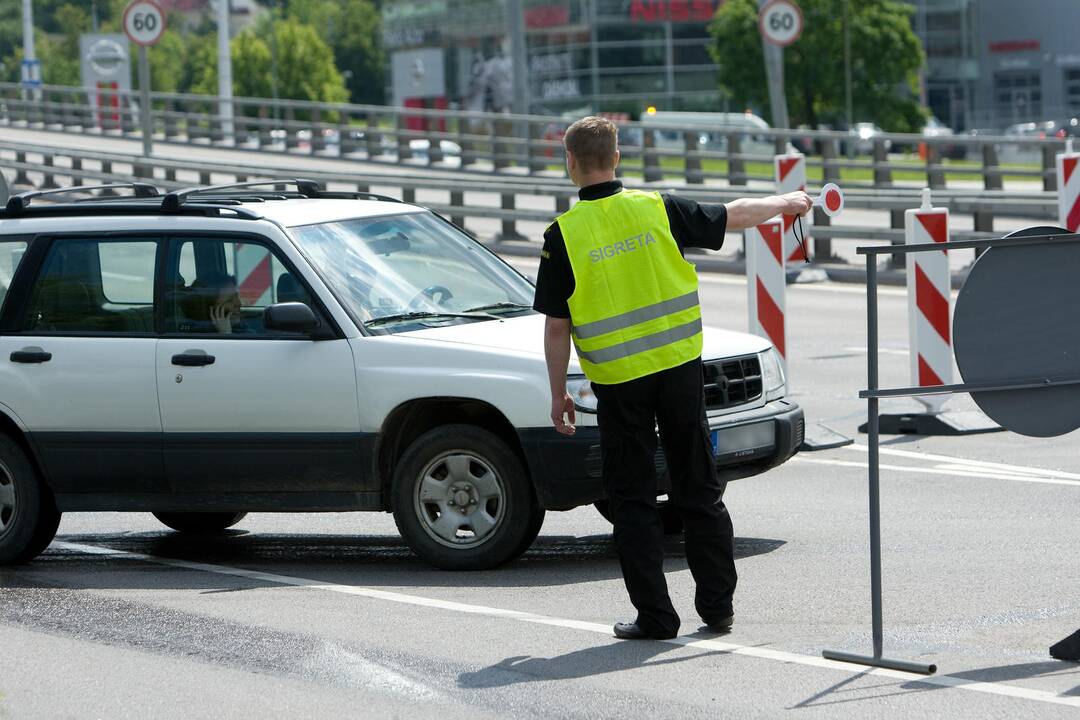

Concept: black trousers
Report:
left=593, top=357, right=737, bottom=635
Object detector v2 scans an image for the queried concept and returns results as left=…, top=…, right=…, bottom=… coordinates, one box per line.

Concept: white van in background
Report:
left=639, top=110, right=780, bottom=156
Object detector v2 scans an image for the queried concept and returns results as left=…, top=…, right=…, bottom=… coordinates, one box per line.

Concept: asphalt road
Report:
left=1, top=255, right=1077, bottom=719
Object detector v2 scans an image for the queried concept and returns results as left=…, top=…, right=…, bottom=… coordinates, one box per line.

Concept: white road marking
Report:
left=53, top=540, right=1080, bottom=709
left=846, top=443, right=1080, bottom=482
left=792, top=456, right=1080, bottom=487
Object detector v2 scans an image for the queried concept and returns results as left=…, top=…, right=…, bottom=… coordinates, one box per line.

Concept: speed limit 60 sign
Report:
left=760, top=0, right=803, bottom=47
left=123, top=0, right=166, bottom=46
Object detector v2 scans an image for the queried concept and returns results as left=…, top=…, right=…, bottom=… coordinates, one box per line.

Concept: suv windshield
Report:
left=290, top=212, right=535, bottom=330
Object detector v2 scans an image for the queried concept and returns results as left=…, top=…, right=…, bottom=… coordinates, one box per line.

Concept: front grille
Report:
left=703, top=355, right=762, bottom=411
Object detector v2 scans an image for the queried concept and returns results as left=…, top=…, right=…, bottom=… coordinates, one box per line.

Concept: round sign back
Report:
left=123, top=0, right=166, bottom=47
left=953, top=226, right=1080, bottom=437
left=759, top=0, right=804, bottom=47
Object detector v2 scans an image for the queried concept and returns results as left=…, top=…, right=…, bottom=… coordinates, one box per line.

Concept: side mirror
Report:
left=263, top=302, right=321, bottom=336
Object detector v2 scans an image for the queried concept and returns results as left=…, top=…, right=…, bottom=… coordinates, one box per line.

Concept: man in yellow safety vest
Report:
left=534, top=116, right=812, bottom=640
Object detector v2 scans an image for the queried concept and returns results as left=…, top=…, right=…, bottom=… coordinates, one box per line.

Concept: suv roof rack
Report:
left=5, top=182, right=159, bottom=215
left=161, top=178, right=322, bottom=212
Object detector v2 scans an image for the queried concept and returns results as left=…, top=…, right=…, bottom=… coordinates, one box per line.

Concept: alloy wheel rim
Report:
left=414, top=451, right=506, bottom=549
left=0, top=460, right=16, bottom=539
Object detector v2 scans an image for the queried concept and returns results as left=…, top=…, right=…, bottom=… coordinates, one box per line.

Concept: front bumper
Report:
left=519, top=399, right=804, bottom=511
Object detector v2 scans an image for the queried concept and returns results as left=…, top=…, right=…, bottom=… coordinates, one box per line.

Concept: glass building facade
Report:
left=381, top=0, right=727, bottom=118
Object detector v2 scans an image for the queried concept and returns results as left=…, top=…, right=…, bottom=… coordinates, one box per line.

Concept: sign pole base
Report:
left=821, top=649, right=937, bottom=675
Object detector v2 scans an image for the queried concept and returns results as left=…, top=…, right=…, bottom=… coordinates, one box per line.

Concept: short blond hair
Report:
left=564, top=116, right=618, bottom=172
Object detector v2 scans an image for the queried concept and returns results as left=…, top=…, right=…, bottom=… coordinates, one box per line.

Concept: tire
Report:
left=0, top=434, right=61, bottom=565
left=594, top=478, right=728, bottom=537
left=153, top=512, right=247, bottom=534
left=391, top=424, right=541, bottom=570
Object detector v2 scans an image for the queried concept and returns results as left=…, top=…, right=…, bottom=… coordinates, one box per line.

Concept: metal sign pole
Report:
left=822, top=257, right=936, bottom=675
left=137, top=45, right=152, bottom=157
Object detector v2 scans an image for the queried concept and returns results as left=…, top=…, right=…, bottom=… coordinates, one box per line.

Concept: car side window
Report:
left=165, top=237, right=319, bottom=337
left=0, top=240, right=28, bottom=313
left=22, top=238, right=157, bottom=333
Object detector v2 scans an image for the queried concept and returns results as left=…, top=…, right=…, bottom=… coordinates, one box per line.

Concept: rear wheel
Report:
left=391, top=424, right=542, bottom=570
left=153, top=512, right=247, bottom=534
left=0, top=435, right=61, bottom=564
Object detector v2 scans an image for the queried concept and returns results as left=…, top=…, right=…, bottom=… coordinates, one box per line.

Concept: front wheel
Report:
left=391, top=424, right=542, bottom=570
left=153, top=512, right=247, bottom=534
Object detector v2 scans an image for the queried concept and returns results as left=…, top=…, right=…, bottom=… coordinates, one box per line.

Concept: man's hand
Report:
left=778, top=190, right=813, bottom=217
left=551, top=393, right=576, bottom=435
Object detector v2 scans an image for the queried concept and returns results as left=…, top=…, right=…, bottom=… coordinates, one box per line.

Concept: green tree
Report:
left=191, top=20, right=347, bottom=107
left=282, top=0, right=385, bottom=105
left=709, top=0, right=926, bottom=132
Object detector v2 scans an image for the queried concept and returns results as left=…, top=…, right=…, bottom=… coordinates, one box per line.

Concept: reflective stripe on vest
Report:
left=559, top=188, right=703, bottom=384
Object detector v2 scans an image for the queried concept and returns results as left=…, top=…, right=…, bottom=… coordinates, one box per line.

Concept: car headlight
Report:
left=760, top=348, right=786, bottom=401
left=566, top=375, right=598, bottom=414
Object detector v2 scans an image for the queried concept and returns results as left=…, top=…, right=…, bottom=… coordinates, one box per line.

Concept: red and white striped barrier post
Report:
left=234, top=243, right=273, bottom=306
left=745, top=218, right=787, bottom=374
left=905, top=188, right=951, bottom=412
left=774, top=151, right=809, bottom=262
left=1057, top=138, right=1079, bottom=233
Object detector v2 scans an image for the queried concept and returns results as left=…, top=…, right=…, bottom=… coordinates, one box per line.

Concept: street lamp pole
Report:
left=216, top=0, right=234, bottom=142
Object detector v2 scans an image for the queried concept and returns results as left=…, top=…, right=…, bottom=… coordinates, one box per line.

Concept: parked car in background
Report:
left=847, top=122, right=890, bottom=155
left=640, top=110, right=780, bottom=157
left=921, top=117, right=966, bottom=160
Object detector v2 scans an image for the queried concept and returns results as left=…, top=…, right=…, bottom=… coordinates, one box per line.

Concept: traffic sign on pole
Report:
left=123, top=1, right=165, bottom=158
left=759, top=0, right=804, bottom=47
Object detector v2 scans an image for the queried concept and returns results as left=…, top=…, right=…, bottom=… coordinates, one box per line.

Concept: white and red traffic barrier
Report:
left=745, top=218, right=787, bottom=372
left=234, top=243, right=273, bottom=306
left=905, top=188, right=952, bottom=412
left=1057, top=138, right=1079, bottom=233
left=774, top=152, right=809, bottom=262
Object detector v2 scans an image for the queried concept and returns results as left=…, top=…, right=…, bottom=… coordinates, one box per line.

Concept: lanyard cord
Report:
left=793, top=214, right=811, bottom=264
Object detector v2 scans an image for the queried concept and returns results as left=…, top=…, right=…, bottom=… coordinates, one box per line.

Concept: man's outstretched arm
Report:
left=725, top=191, right=813, bottom=231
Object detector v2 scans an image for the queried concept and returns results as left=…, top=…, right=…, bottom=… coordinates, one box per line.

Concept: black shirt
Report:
left=532, top=180, right=727, bottom=318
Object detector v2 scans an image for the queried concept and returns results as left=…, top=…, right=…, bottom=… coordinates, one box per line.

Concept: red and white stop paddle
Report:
left=812, top=182, right=844, bottom=217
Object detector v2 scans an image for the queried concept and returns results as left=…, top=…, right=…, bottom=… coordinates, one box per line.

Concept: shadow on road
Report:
left=458, top=642, right=724, bottom=688
left=901, top=660, right=1080, bottom=699
left=1, top=533, right=786, bottom=592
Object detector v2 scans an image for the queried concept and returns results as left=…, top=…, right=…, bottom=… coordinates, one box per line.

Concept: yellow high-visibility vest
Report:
left=558, top=188, right=702, bottom=384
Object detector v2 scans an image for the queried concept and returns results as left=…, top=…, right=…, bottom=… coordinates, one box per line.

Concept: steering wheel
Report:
left=408, top=285, right=454, bottom=309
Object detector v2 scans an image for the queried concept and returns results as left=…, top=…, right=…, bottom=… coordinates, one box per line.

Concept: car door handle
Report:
left=10, top=347, right=52, bottom=364
left=171, top=351, right=216, bottom=367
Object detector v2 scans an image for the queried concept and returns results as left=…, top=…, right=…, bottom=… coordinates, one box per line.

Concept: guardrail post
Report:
left=498, top=192, right=524, bottom=240
left=458, top=117, right=475, bottom=167
left=355, top=183, right=369, bottom=194
left=643, top=128, right=662, bottom=182
left=1043, top=145, right=1057, bottom=192
left=773, top=136, right=787, bottom=155
left=311, top=108, right=324, bottom=153
left=133, top=160, right=152, bottom=182
left=100, top=161, right=117, bottom=195
left=70, top=157, right=82, bottom=186
left=812, top=207, right=837, bottom=261
left=684, top=131, right=703, bottom=184
left=366, top=113, right=380, bottom=158
left=165, top=167, right=176, bottom=184
left=821, top=138, right=841, bottom=183
left=121, top=96, right=136, bottom=135
left=397, top=113, right=412, bottom=161
left=872, top=139, right=892, bottom=186
left=889, top=209, right=905, bottom=268
left=493, top=119, right=511, bottom=170
left=728, top=133, right=746, bottom=186
left=402, top=187, right=415, bottom=204
left=40, top=155, right=59, bottom=189
left=79, top=89, right=94, bottom=132
left=925, top=142, right=945, bottom=188
left=428, top=126, right=443, bottom=165
left=164, top=99, right=179, bottom=139
left=973, top=207, right=994, bottom=259
left=451, top=189, right=465, bottom=227
left=210, top=107, right=224, bottom=143
left=199, top=171, right=211, bottom=186
left=338, top=112, right=353, bottom=156
left=982, top=142, right=1002, bottom=190
left=12, top=152, right=30, bottom=187
left=285, top=107, right=300, bottom=150
left=258, top=107, right=273, bottom=148
left=234, top=104, right=249, bottom=146
left=556, top=195, right=571, bottom=214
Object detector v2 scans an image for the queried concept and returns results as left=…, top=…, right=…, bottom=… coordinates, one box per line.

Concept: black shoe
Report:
left=704, top=614, right=734, bottom=633
left=613, top=622, right=678, bottom=640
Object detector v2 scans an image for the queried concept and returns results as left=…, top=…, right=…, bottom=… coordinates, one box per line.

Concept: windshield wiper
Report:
left=463, top=301, right=533, bottom=313
left=365, top=310, right=497, bottom=327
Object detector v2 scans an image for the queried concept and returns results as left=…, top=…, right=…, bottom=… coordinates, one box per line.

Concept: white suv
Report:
left=0, top=180, right=803, bottom=570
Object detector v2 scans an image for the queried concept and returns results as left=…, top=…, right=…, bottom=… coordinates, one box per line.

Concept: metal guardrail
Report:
left=0, top=140, right=1059, bottom=269
left=0, top=82, right=1071, bottom=193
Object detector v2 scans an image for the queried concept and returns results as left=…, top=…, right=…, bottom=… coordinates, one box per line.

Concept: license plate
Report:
left=711, top=422, right=775, bottom=460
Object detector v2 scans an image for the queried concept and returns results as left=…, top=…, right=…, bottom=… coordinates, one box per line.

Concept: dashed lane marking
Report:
left=52, top=541, right=1080, bottom=709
